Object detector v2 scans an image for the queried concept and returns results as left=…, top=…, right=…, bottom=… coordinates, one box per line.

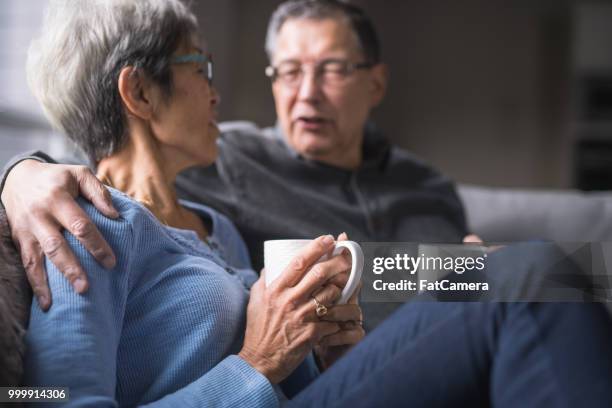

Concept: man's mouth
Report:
left=295, top=116, right=331, bottom=129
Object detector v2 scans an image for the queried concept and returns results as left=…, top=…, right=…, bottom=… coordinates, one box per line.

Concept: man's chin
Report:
left=289, top=133, right=333, bottom=156
left=294, top=142, right=331, bottom=159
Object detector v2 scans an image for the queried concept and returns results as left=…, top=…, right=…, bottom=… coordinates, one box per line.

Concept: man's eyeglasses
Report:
left=265, top=59, right=373, bottom=88
left=171, top=53, right=213, bottom=84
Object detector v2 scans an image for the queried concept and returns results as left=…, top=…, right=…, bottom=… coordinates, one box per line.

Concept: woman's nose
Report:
left=210, top=85, right=220, bottom=106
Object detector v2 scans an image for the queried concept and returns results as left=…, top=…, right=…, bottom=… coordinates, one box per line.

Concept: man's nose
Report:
left=297, top=69, right=323, bottom=102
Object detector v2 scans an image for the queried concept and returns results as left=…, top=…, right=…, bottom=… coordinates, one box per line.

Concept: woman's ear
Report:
left=118, top=67, right=155, bottom=120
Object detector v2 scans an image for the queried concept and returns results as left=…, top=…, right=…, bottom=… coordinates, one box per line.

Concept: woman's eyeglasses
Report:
left=171, top=53, right=213, bottom=84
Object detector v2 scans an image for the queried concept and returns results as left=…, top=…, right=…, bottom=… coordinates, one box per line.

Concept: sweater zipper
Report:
left=349, top=172, right=376, bottom=237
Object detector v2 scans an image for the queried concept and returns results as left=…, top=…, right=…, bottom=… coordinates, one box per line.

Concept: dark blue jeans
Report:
left=287, top=244, right=612, bottom=407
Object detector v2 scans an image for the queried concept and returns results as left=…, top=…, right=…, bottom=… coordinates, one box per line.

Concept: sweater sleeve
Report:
left=23, top=194, right=279, bottom=408
left=140, top=355, right=278, bottom=408
left=23, top=197, right=133, bottom=407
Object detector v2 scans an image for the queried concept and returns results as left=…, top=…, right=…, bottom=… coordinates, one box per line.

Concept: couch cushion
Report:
left=0, top=209, right=31, bottom=386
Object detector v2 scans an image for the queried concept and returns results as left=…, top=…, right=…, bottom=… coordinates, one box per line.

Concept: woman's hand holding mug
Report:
left=312, top=232, right=365, bottom=370
left=239, top=234, right=364, bottom=383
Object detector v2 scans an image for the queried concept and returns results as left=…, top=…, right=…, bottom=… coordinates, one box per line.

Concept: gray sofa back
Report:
left=458, top=185, right=612, bottom=242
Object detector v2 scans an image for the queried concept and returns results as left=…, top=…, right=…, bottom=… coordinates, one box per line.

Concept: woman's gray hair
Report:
left=265, top=0, right=381, bottom=64
left=27, top=0, right=198, bottom=164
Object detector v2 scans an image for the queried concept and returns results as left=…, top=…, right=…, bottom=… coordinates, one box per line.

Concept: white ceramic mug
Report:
left=264, top=239, right=364, bottom=305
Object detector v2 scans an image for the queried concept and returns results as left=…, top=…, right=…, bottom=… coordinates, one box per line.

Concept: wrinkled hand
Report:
left=1, top=160, right=118, bottom=310
left=313, top=232, right=364, bottom=370
left=239, top=235, right=352, bottom=384
left=314, top=280, right=364, bottom=370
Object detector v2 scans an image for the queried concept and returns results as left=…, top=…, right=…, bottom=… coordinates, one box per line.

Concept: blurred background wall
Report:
left=2, top=0, right=612, bottom=189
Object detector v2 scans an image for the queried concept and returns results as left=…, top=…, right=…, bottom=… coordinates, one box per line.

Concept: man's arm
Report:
left=0, top=151, right=53, bottom=197
left=0, top=155, right=118, bottom=310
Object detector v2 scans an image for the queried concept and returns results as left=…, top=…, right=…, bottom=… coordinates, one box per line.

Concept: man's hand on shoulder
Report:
left=1, top=159, right=119, bottom=311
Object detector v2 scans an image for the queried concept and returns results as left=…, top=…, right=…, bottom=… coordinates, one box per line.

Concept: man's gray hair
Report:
left=265, top=0, right=381, bottom=64
left=27, top=0, right=198, bottom=164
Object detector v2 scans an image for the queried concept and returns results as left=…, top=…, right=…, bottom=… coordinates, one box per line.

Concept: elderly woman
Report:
left=24, top=0, right=359, bottom=406
left=21, top=0, right=612, bottom=407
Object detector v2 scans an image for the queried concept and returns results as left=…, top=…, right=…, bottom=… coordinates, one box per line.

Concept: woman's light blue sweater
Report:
left=24, top=189, right=316, bottom=407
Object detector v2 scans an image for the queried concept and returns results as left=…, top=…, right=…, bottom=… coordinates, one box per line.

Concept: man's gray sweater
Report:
left=176, top=122, right=467, bottom=270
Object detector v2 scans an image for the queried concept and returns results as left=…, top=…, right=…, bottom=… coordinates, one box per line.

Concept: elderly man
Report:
left=1, top=1, right=466, bottom=329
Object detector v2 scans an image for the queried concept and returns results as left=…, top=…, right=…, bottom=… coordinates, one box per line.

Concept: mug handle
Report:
left=332, top=241, right=364, bottom=304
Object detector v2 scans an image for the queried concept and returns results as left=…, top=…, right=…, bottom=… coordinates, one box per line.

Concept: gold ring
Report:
left=312, top=295, right=328, bottom=318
